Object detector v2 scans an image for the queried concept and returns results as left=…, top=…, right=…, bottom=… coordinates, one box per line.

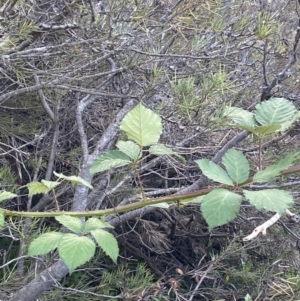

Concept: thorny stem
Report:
left=52, top=188, right=60, bottom=211
left=134, top=163, right=146, bottom=200
left=2, top=163, right=300, bottom=219
left=258, top=136, right=263, bottom=170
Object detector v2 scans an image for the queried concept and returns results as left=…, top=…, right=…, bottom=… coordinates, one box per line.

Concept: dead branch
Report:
left=243, top=209, right=297, bottom=241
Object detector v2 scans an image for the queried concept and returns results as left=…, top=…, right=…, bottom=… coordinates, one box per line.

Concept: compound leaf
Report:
left=201, top=189, right=242, bottom=230
left=28, top=232, right=64, bottom=256
left=243, top=189, right=293, bottom=214
left=120, top=103, right=162, bottom=147
left=222, top=149, right=249, bottom=184
left=58, top=234, right=96, bottom=274
left=91, top=229, right=119, bottom=263
left=90, top=150, right=131, bottom=175
left=196, top=159, right=234, bottom=186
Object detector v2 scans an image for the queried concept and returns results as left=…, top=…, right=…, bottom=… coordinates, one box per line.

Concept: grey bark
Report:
left=9, top=260, right=69, bottom=301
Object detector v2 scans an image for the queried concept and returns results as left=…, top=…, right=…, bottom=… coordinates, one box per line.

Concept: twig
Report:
left=261, top=16, right=300, bottom=101
left=54, top=286, right=122, bottom=299
left=130, top=47, right=240, bottom=60
left=4, top=39, right=104, bottom=58
left=134, top=164, right=146, bottom=200
left=263, top=39, right=270, bottom=86
left=0, top=255, right=28, bottom=269
left=45, top=100, right=60, bottom=181
left=243, top=213, right=281, bottom=241
left=212, top=130, right=249, bottom=163
left=88, top=0, right=96, bottom=22
left=258, top=136, right=263, bottom=170
left=188, top=261, right=215, bottom=301
left=249, top=180, right=300, bottom=189
left=280, top=220, right=300, bottom=241
left=76, top=94, right=90, bottom=161
left=243, top=209, right=297, bottom=241
left=33, top=74, right=54, bottom=121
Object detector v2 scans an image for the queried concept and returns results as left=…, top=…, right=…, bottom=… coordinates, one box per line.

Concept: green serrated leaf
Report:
left=26, top=181, right=51, bottom=195
left=53, top=171, right=93, bottom=189
left=28, top=232, right=64, bottom=256
left=253, top=152, right=298, bottom=182
left=55, top=215, right=84, bottom=233
left=120, top=103, right=163, bottom=147
left=223, top=106, right=255, bottom=127
left=243, top=189, right=293, bottom=214
left=84, top=217, right=113, bottom=232
left=0, top=191, right=17, bottom=202
left=91, top=229, right=119, bottom=263
left=90, top=150, right=131, bottom=175
left=0, top=211, right=4, bottom=228
left=201, top=189, right=242, bottom=230
left=280, top=111, right=300, bottom=131
left=58, top=234, right=96, bottom=274
left=41, top=180, right=60, bottom=190
left=222, top=149, right=250, bottom=184
left=195, top=159, right=234, bottom=186
left=149, top=144, right=185, bottom=161
left=116, top=140, right=141, bottom=161
left=255, top=98, right=296, bottom=125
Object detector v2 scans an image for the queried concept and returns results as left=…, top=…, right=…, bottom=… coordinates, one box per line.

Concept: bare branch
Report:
left=243, top=213, right=281, bottom=241
left=262, top=39, right=270, bottom=86
left=212, top=130, right=249, bottom=163
left=130, top=48, right=240, bottom=60
left=261, top=17, right=300, bottom=101
left=76, top=95, right=90, bottom=161
left=33, top=74, right=54, bottom=121
left=108, top=206, right=157, bottom=227
left=4, top=39, right=104, bottom=58
left=44, top=101, right=60, bottom=181
left=243, top=209, right=298, bottom=241
left=0, top=84, right=44, bottom=103
left=39, top=23, right=78, bottom=30
left=9, top=259, right=69, bottom=301
left=51, top=85, right=136, bottom=99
